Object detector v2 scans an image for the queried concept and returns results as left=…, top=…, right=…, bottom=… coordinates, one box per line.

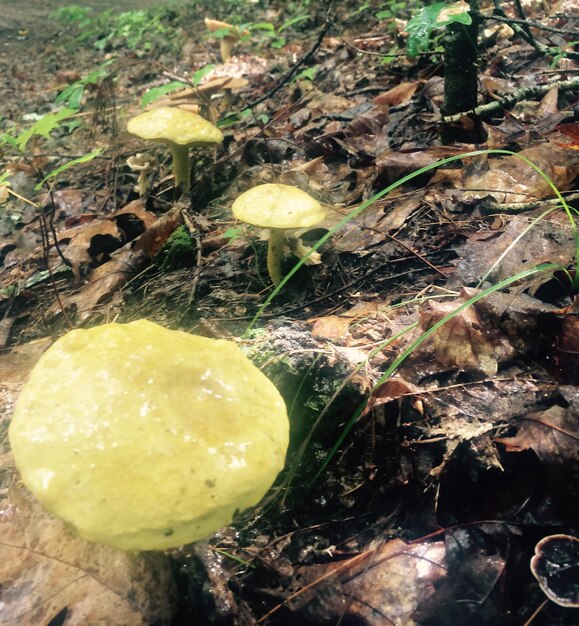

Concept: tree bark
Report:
left=441, top=0, right=485, bottom=143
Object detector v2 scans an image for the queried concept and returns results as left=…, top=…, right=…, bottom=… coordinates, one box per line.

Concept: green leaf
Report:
left=293, top=66, right=317, bottom=82
left=0, top=131, right=18, bottom=148
left=141, top=81, right=185, bottom=108
left=191, top=64, right=215, bottom=86
left=406, top=1, right=472, bottom=58
left=35, top=149, right=102, bottom=189
left=55, top=83, right=85, bottom=109
left=278, top=14, right=310, bottom=33
left=16, top=108, right=77, bottom=151
left=249, top=22, right=275, bottom=33
left=223, top=226, right=243, bottom=240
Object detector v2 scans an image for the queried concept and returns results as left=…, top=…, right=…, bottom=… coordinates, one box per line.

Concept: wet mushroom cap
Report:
left=530, top=534, right=579, bottom=607
left=127, top=106, right=223, bottom=146
left=232, top=183, right=325, bottom=229
left=9, top=320, right=288, bottom=551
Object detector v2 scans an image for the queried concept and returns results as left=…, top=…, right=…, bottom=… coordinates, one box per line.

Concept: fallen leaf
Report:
left=462, top=143, right=579, bottom=203
left=372, top=81, right=424, bottom=107
left=419, top=291, right=516, bottom=376
left=454, top=214, right=576, bottom=291
left=286, top=539, right=446, bottom=625
left=309, top=315, right=353, bottom=342
left=54, top=207, right=183, bottom=321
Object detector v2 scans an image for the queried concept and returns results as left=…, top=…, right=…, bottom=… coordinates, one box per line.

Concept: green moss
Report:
left=156, top=225, right=195, bottom=271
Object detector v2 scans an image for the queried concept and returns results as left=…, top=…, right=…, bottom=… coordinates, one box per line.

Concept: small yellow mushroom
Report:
left=127, top=106, right=223, bottom=193
left=232, top=183, right=326, bottom=285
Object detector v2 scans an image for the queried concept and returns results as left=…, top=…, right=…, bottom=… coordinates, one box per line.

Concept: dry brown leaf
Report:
left=372, top=81, right=424, bottom=107
left=59, top=218, right=123, bottom=279
left=309, top=315, right=353, bottom=342
left=537, top=87, right=559, bottom=117
left=54, top=207, right=183, bottom=321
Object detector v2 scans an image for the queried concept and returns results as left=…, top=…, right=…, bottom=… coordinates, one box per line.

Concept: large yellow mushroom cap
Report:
left=232, top=183, right=326, bottom=230
left=127, top=106, right=223, bottom=147
left=9, top=320, right=288, bottom=551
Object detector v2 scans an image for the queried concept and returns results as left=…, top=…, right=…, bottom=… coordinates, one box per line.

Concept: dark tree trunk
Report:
left=441, top=0, right=485, bottom=143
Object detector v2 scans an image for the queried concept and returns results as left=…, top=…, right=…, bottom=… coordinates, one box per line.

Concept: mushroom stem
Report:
left=267, top=228, right=286, bottom=286
left=169, top=143, right=190, bottom=192
left=220, top=38, right=233, bottom=63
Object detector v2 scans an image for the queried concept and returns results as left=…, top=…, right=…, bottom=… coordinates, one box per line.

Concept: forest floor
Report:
left=0, top=1, right=578, bottom=625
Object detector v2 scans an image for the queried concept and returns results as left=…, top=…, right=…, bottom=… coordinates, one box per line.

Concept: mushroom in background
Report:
left=127, top=106, right=223, bottom=193
left=126, top=153, right=156, bottom=196
left=9, top=320, right=289, bottom=551
left=204, top=18, right=249, bottom=62
left=232, top=183, right=326, bottom=285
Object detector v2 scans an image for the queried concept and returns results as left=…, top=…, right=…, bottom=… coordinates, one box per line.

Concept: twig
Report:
left=479, top=192, right=579, bottom=215
left=183, top=211, right=203, bottom=306
left=491, top=0, right=579, bottom=60
left=482, top=13, right=579, bottom=37
left=442, top=76, right=579, bottom=123
left=247, top=12, right=334, bottom=109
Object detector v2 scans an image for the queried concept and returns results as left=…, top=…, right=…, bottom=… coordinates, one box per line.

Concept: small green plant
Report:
left=293, top=66, right=318, bottom=82
left=95, top=10, right=169, bottom=52
left=249, top=13, right=311, bottom=49
left=156, top=225, right=196, bottom=270
left=405, top=1, right=472, bottom=58
left=11, top=108, right=77, bottom=151
left=49, top=5, right=93, bottom=28
left=140, top=64, right=214, bottom=109
left=49, top=5, right=180, bottom=54
left=55, top=62, right=113, bottom=110
left=376, top=1, right=408, bottom=20
left=0, top=109, right=102, bottom=197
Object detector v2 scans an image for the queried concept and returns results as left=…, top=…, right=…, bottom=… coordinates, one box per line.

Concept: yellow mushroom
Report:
left=127, top=106, right=223, bottom=193
left=9, top=320, right=289, bottom=551
left=204, top=18, right=249, bottom=62
left=232, top=183, right=326, bottom=285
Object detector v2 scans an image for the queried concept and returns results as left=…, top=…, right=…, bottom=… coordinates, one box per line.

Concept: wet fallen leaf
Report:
left=419, top=291, right=516, bottom=376
left=454, top=214, right=575, bottom=291
left=495, top=398, right=579, bottom=514
left=285, top=539, right=446, bottom=625
left=462, top=143, right=579, bottom=203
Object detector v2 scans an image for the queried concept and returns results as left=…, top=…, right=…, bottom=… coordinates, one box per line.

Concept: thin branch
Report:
left=479, top=192, right=579, bottom=215
left=442, top=75, right=579, bottom=123
left=491, top=0, right=579, bottom=60
left=247, top=13, right=334, bottom=109
left=482, top=13, right=579, bottom=37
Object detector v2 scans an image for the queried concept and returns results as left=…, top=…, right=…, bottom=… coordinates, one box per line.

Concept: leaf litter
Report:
left=0, top=0, right=578, bottom=624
